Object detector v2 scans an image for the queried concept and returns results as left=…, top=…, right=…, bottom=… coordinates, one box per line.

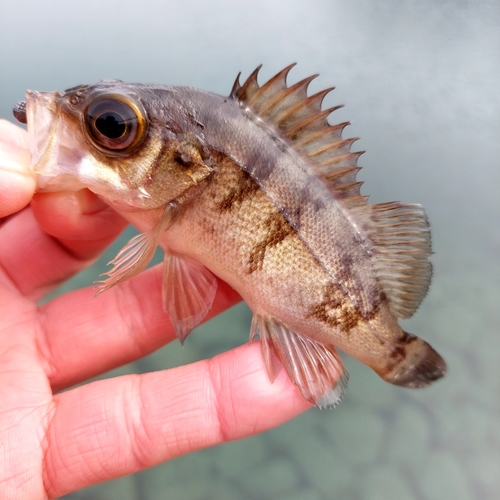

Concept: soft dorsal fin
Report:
left=230, top=64, right=366, bottom=207
left=231, top=66, right=432, bottom=318
left=352, top=201, right=432, bottom=318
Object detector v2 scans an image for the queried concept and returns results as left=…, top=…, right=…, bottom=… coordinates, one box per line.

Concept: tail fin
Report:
left=381, top=332, right=446, bottom=388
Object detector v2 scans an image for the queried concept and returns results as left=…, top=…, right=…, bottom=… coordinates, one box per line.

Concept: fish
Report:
left=14, top=64, right=446, bottom=408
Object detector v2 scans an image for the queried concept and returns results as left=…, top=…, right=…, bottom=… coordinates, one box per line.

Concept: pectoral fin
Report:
left=162, top=252, right=218, bottom=343
left=95, top=205, right=174, bottom=294
left=250, top=315, right=348, bottom=409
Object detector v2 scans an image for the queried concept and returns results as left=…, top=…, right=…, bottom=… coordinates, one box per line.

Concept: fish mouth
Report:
left=25, top=91, right=63, bottom=172
left=18, top=90, right=89, bottom=192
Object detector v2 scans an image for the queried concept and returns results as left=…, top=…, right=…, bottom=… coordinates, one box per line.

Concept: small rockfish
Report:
left=14, top=65, right=446, bottom=408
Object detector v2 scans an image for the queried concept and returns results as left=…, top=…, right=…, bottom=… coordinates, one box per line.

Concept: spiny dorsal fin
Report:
left=231, top=66, right=432, bottom=319
left=230, top=64, right=365, bottom=206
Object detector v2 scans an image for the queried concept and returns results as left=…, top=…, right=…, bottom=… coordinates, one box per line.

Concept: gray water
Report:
left=1, top=1, right=499, bottom=498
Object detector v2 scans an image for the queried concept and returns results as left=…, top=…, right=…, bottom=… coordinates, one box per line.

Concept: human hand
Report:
left=0, top=119, right=309, bottom=499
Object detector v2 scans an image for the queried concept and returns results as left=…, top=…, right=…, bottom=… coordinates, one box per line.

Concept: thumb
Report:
left=0, top=140, right=36, bottom=217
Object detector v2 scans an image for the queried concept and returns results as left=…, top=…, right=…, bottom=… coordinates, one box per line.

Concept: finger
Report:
left=31, top=189, right=128, bottom=260
left=0, top=141, right=35, bottom=218
left=0, top=119, right=128, bottom=298
left=39, top=265, right=241, bottom=392
left=0, top=199, right=127, bottom=301
left=43, top=342, right=311, bottom=498
left=0, top=119, right=30, bottom=149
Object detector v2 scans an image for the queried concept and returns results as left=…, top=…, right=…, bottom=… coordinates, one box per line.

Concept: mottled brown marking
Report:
left=199, top=151, right=297, bottom=274
left=380, top=331, right=420, bottom=375
left=215, top=168, right=260, bottom=212
left=297, top=184, right=326, bottom=212
left=307, top=281, right=384, bottom=333
left=389, top=345, right=406, bottom=360
left=387, top=331, right=418, bottom=358
left=247, top=211, right=295, bottom=273
left=334, top=253, right=355, bottom=288
left=340, top=253, right=354, bottom=272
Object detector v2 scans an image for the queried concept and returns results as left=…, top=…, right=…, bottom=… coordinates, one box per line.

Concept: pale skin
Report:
left=0, top=119, right=310, bottom=499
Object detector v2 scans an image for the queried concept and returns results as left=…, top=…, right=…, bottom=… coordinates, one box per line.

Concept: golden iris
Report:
left=84, top=94, right=147, bottom=156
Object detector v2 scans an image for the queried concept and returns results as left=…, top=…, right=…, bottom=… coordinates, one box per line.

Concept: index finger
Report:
left=44, top=342, right=311, bottom=498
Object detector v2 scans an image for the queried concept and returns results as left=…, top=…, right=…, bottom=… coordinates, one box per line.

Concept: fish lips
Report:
left=19, top=90, right=88, bottom=192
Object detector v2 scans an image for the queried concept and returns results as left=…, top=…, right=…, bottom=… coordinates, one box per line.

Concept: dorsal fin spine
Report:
left=323, top=166, right=361, bottom=182
left=275, top=87, right=334, bottom=127
left=343, top=195, right=370, bottom=208
left=293, top=121, right=349, bottom=147
left=306, top=137, right=360, bottom=158
left=334, top=181, right=364, bottom=193
left=230, top=72, right=242, bottom=98
left=234, top=65, right=262, bottom=102
left=285, top=106, right=344, bottom=138
left=317, top=151, right=363, bottom=168
left=257, top=75, right=319, bottom=116
left=246, top=63, right=296, bottom=107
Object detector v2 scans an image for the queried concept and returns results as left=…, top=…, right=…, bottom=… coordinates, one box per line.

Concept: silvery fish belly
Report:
left=15, top=65, right=446, bottom=408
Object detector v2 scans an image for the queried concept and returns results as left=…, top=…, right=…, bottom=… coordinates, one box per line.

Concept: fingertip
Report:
left=0, top=119, right=30, bottom=149
left=205, top=341, right=311, bottom=441
left=0, top=143, right=35, bottom=217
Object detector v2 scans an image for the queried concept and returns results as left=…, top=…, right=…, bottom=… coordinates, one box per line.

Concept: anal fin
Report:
left=162, top=253, right=218, bottom=343
left=250, top=315, right=348, bottom=409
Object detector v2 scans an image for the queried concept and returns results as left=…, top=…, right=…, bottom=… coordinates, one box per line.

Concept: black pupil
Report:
left=95, top=112, right=126, bottom=139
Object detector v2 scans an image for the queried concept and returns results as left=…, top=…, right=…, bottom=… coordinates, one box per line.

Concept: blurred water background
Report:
left=1, top=1, right=499, bottom=498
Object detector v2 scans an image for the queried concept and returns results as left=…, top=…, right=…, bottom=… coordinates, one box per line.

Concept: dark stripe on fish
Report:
left=215, top=168, right=260, bottom=212
left=247, top=211, right=295, bottom=273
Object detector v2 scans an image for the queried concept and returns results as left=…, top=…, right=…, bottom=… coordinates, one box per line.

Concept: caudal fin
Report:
left=381, top=332, right=446, bottom=388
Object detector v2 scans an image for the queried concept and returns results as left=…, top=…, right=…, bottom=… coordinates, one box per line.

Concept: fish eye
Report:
left=83, top=94, right=148, bottom=156
left=95, top=111, right=126, bottom=139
